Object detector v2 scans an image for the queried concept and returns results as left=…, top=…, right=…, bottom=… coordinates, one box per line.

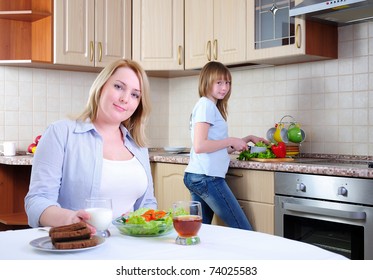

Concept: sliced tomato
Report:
left=154, top=210, right=166, bottom=219
left=140, top=209, right=167, bottom=221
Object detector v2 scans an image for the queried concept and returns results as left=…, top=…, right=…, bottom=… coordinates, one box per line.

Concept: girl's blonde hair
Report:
left=76, top=59, right=151, bottom=147
left=198, top=61, right=232, bottom=120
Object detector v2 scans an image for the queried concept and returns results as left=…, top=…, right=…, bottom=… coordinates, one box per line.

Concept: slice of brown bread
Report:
left=49, top=222, right=98, bottom=250
left=53, top=236, right=99, bottom=250
left=49, top=221, right=87, bottom=236
left=50, top=227, right=91, bottom=242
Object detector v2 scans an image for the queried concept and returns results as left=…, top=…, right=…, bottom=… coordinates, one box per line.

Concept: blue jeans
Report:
left=183, top=172, right=253, bottom=230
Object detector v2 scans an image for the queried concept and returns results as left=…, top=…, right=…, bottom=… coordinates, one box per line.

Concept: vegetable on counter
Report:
left=271, top=142, right=287, bottom=158
left=237, top=141, right=276, bottom=161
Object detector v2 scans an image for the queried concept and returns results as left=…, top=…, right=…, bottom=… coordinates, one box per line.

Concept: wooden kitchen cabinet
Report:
left=0, top=0, right=53, bottom=62
left=185, top=0, right=246, bottom=69
left=226, top=169, right=275, bottom=234
left=54, top=0, right=131, bottom=67
left=132, top=0, right=184, bottom=70
left=0, top=165, right=31, bottom=231
left=151, top=163, right=190, bottom=210
left=247, top=0, right=337, bottom=65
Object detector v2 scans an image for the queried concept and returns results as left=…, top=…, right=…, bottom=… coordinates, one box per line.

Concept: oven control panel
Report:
left=275, top=172, right=373, bottom=205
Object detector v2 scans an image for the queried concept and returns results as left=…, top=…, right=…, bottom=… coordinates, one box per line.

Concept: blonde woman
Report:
left=25, top=59, right=157, bottom=229
left=184, top=61, right=268, bottom=230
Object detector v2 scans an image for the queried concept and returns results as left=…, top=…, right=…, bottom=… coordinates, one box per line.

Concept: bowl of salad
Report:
left=113, top=208, right=174, bottom=237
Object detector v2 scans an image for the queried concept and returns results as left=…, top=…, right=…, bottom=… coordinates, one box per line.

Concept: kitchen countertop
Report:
left=149, top=152, right=373, bottom=179
left=2, top=151, right=373, bottom=178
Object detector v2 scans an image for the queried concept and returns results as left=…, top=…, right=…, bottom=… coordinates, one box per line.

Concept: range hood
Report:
left=289, top=0, right=373, bottom=25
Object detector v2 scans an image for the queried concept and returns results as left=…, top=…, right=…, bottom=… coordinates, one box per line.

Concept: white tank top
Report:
left=99, top=157, right=147, bottom=218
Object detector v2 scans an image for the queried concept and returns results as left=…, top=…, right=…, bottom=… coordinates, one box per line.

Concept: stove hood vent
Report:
left=289, top=0, right=373, bottom=25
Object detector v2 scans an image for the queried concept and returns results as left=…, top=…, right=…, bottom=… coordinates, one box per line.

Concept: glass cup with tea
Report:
left=85, top=198, right=113, bottom=238
left=172, top=201, right=202, bottom=245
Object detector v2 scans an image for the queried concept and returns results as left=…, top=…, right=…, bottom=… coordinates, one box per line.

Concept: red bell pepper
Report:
left=271, top=142, right=286, bottom=158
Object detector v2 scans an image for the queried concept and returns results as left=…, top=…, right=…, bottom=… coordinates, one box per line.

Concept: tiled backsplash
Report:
left=0, top=23, right=372, bottom=156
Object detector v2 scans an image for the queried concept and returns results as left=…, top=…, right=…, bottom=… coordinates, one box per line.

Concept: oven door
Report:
left=275, top=195, right=373, bottom=260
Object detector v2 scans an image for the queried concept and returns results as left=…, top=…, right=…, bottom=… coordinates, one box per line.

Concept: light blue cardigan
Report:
left=25, top=119, right=157, bottom=227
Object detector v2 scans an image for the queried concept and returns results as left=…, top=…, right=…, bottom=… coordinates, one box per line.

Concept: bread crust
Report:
left=50, top=227, right=91, bottom=242
left=49, top=221, right=87, bottom=235
left=53, top=236, right=99, bottom=250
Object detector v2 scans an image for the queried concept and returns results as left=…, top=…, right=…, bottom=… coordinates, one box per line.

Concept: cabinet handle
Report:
left=98, top=42, right=102, bottom=62
left=295, top=24, right=301, bottom=49
left=178, top=45, right=182, bottom=65
left=226, top=172, right=243, bottom=177
left=90, top=41, right=94, bottom=62
left=206, top=41, right=212, bottom=61
left=213, top=39, right=218, bottom=60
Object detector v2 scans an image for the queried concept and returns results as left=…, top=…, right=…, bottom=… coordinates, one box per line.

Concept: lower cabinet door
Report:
left=239, top=200, right=274, bottom=235
left=152, top=163, right=190, bottom=210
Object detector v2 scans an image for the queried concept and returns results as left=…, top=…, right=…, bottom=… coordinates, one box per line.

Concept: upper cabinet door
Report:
left=54, top=0, right=94, bottom=66
left=95, top=0, right=131, bottom=67
left=132, top=0, right=184, bottom=70
left=185, top=0, right=214, bottom=69
left=247, top=0, right=337, bottom=65
left=185, top=0, right=246, bottom=70
left=213, top=0, right=246, bottom=66
left=54, top=0, right=131, bottom=67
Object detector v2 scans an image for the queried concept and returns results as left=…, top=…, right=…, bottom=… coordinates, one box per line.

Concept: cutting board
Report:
left=249, top=158, right=294, bottom=162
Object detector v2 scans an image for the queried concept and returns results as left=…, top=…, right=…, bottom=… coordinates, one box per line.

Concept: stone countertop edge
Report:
left=2, top=152, right=373, bottom=179
left=149, top=152, right=373, bottom=179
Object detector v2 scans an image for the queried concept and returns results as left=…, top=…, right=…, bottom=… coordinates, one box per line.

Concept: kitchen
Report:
left=0, top=0, right=372, bottom=264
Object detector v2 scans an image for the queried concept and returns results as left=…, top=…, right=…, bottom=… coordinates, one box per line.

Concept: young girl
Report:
left=184, top=61, right=268, bottom=230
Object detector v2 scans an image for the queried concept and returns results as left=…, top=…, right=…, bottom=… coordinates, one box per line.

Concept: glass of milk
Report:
left=85, top=198, right=113, bottom=238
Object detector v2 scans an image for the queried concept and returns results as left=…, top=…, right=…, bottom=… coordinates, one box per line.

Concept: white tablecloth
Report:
left=0, top=224, right=347, bottom=260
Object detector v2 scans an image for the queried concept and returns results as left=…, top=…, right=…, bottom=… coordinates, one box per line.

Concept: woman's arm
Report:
left=39, top=206, right=96, bottom=233
left=39, top=206, right=89, bottom=227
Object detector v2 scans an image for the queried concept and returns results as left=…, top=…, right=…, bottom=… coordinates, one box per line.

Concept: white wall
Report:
left=0, top=23, right=372, bottom=156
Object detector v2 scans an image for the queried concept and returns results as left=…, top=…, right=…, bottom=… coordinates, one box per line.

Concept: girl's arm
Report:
left=193, top=122, right=248, bottom=154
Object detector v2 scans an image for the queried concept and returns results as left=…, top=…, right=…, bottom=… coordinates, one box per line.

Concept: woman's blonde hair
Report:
left=198, top=61, right=232, bottom=120
left=76, top=59, right=151, bottom=147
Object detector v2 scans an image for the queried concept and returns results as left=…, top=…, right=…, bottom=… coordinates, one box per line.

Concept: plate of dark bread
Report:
left=30, top=222, right=105, bottom=252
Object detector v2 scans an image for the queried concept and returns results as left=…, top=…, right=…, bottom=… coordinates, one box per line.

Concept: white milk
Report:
left=86, top=207, right=113, bottom=231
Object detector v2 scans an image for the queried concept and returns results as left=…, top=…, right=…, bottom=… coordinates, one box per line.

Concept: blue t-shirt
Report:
left=185, top=97, right=230, bottom=178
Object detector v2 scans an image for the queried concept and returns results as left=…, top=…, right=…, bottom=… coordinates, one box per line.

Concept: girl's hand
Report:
left=249, top=135, right=270, bottom=145
left=230, top=137, right=249, bottom=152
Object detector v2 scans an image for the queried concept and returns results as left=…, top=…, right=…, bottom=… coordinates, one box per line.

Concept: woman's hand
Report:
left=76, top=209, right=96, bottom=235
left=40, top=206, right=97, bottom=235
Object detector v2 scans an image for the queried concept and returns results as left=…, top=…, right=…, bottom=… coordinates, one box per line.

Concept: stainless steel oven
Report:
left=275, top=172, right=373, bottom=260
